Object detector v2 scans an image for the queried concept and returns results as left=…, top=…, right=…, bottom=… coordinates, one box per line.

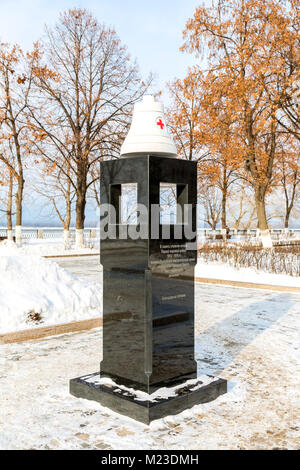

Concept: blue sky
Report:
left=0, top=0, right=203, bottom=99
left=0, top=0, right=205, bottom=225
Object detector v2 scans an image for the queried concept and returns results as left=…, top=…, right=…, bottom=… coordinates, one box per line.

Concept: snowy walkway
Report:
left=1, top=280, right=299, bottom=449
left=54, top=255, right=101, bottom=283
left=53, top=255, right=300, bottom=289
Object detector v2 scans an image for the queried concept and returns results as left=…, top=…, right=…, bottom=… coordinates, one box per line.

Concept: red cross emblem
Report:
left=156, top=118, right=164, bottom=129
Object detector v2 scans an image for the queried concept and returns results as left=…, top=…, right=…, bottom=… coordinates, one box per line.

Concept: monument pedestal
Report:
left=70, top=372, right=227, bottom=425
left=70, top=155, right=227, bottom=423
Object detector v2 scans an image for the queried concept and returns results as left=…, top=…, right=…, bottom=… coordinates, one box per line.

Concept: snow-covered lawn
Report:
left=195, top=261, right=300, bottom=288
left=0, top=284, right=299, bottom=449
left=0, top=255, right=101, bottom=334
left=55, top=256, right=300, bottom=288
left=0, top=252, right=299, bottom=335
left=0, top=238, right=99, bottom=257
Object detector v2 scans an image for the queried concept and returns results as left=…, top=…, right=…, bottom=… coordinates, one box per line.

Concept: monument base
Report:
left=69, top=372, right=227, bottom=425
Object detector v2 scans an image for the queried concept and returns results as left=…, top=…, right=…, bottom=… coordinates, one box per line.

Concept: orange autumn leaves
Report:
left=168, top=0, right=299, bottom=230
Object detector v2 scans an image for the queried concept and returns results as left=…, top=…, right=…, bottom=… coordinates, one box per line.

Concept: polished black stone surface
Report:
left=100, top=155, right=197, bottom=393
left=70, top=372, right=227, bottom=425
left=70, top=154, right=227, bottom=421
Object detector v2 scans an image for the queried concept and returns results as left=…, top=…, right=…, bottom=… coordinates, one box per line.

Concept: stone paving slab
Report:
left=1, top=284, right=299, bottom=450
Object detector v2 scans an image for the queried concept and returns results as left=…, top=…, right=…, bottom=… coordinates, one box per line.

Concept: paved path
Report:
left=1, top=256, right=299, bottom=449
left=55, top=255, right=102, bottom=283
left=54, top=255, right=300, bottom=293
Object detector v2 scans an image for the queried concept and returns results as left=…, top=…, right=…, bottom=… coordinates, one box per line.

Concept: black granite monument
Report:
left=70, top=154, right=227, bottom=424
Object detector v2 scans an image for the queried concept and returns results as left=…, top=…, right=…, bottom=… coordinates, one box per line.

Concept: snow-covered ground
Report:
left=0, top=253, right=299, bottom=335
left=0, top=244, right=299, bottom=449
left=0, top=284, right=299, bottom=449
left=0, top=254, right=101, bottom=334
left=55, top=256, right=300, bottom=288
left=195, top=261, right=300, bottom=288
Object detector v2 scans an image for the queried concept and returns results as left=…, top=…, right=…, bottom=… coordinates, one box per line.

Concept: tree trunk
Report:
left=63, top=199, right=71, bottom=246
left=254, top=186, right=268, bottom=230
left=15, top=173, right=24, bottom=246
left=254, top=185, right=272, bottom=248
left=63, top=227, right=70, bottom=245
left=7, top=172, right=13, bottom=241
left=283, top=178, right=297, bottom=229
left=284, top=209, right=291, bottom=229
left=221, top=190, right=227, bottom=241
left=75, top=185, right=86, bottom=248
left=221, top=192, right=227, bottom=229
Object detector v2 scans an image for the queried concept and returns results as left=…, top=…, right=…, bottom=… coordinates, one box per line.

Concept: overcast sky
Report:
left=0, top=0, right=203, bottom=100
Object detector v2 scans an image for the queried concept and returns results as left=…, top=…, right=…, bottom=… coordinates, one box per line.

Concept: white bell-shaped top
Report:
left=120, top=95, right=177, bottom=158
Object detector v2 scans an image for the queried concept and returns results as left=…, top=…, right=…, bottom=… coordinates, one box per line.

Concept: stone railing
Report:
left=0, top=227, right=299, bottom=242
left=0, top=227, right=100, bottom=240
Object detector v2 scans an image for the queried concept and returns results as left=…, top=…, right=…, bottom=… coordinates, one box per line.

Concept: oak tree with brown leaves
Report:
left=168, top=72, right=241, bottom=230
left=180, top=0, right=299, bottom=239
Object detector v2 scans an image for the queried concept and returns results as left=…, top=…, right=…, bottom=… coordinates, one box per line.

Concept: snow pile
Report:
left=0, top=240, right=17, bottom=251
left=1, top=281, right=299, bottom=449
left=196, top=261, right=300, bottom=288
left=0, top=255, right=102, bottom=334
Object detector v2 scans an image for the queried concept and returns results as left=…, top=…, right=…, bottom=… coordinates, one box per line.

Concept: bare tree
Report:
left=34, top=162, right=75, bottom=244
left=28, top=9, right=152, bottom=247
left=227, top=181, right=257, bottom=230
left=0, top=43, right=34, bottom=245
left=199, top=186, right=222, bottom=230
